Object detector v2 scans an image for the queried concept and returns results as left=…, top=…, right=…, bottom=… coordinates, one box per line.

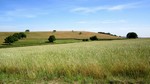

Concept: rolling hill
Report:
left=0, top=31, right=120, bottom=44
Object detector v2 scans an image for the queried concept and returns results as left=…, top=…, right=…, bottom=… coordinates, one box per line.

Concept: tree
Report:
left=12, top=32, right=26, bottom=39
left=13, top=33, right=21, bottom=39
left=19, top=32, right=27, bottom=39
left=79, top=32, right=82, bottom=35
left=48, top=35, right=56, bottom=43
left=90, top=36, right=98, bottom=41
left=53, top=30, right=56, bottom=32
left=25, top=29, right=30, bottom=32
left=126, top=32, right=138, bottom=39
left=82, top=39, right=89, bottom=41
left=4, top=36, right=17, bottom=44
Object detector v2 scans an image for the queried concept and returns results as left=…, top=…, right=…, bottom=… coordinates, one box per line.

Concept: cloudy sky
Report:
left=0, top=0, right=150, bottom=37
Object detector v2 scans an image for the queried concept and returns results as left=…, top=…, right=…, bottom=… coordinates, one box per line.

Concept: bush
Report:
left=90, top=36, right=98, bottom=41
left=48, top=35, right=56, bottom=43
left=53, top=30, right=56, bottom=32
left=79, top=32, right=82, bottom=35
left=13, top=33, right=21, bottom=39
left=82, top=39, right=89, bottom=41
left=4, top=36, right=17, bottom=44
left=19, top=32, right=27, bottom=39
left=126, top=32, right=138, bottom=39
left=13, top=32, right=27, bottom=39
left=25, top=29, right=30, bottom=32
left=4, top=32, right=27, bottom=45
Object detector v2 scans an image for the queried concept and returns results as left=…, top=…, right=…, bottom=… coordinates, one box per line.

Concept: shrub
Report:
left=79, top=32, right=82, bottom=35
left=13, top=33, right=21, bottom=39
left=98, top=32, right=117, bottom=36
left=4, top=32, right=27, bottom=45
left=90, top=36, right=98, bottom=41
left=126, top=32, right=138, bottom=39
left=4, top=36, right=17, bottom=44
left=48, top=35, right=56, bottom=43
left=19, top=32, right=27, bottom=39
left=82, top=39, right=89, bottom=41
left=25, top=29, right=30, bottom=32
left=13, top=32, right=27, bottom=39
left=53, top=30, right=56, bottom=32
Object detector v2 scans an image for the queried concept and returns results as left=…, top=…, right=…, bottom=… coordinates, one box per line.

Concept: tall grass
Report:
left=0, top=39, right=150, bottom=83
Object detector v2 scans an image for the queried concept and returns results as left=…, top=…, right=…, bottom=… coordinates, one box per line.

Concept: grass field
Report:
left=0, top=39, right=149, bottom=83
left=0, top=39, right=82, bottom=48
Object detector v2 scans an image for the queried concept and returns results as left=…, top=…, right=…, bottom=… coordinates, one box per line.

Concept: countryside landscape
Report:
left=0, top=0, right=150, bottom=84
left=0, top=31, right=149, bottom=83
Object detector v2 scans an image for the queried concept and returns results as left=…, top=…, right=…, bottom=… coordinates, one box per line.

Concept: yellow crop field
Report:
left=0, top=39, right=149, bottom=83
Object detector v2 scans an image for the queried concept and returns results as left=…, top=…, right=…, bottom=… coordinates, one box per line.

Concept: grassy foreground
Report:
left=0, top=39, right=150, bottom=83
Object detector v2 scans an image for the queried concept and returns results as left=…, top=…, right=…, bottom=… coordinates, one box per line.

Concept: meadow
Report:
left=0, top=39, right=149, bottom=83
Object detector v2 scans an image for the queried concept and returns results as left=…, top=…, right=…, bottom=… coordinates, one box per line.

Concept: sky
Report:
left=0, top=0, right=150, bottom=37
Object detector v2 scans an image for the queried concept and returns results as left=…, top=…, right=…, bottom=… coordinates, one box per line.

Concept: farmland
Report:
left=0, top=31, right=120, bottom=48
left=0, top=39, right=149, bottom=83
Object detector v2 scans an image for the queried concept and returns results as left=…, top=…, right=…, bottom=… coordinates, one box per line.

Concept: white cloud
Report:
left=71, top=2, right=140, bottom=14
left=108, top=2, right=139, bottom=11
left=71, top=7, right=104, bottom=13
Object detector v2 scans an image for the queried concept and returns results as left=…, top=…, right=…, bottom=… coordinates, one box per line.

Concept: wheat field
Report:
left=0, top=39, right=149, bottom=83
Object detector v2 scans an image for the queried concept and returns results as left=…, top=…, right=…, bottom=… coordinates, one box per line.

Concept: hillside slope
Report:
left=0, top=31, right=120, bottom=43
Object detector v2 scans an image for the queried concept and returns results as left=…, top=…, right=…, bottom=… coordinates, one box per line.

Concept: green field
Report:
left=0, top=39, right=149, bottom=83
left=0, top=39, right=82, bottom=48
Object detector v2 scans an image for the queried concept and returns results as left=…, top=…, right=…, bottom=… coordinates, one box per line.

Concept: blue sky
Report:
left=0, top=0, right=150, bottom=37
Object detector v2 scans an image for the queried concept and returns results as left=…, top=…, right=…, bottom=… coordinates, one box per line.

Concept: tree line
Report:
left=4, top=32, right=27, bottom=44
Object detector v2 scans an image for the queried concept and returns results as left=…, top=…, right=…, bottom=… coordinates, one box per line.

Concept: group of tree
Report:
left=82, top=39, right=89, bottom=41
left=126, top=32, right=138, bottom=39
left=4, top=32, right=27, bottom=44
left=98, top=32, right=117, bottom=36
left=82, top=36, right=98, bottom=42
left=83, top=32, right=138, bottom=42
left=99, top=31, right=138, bottom=39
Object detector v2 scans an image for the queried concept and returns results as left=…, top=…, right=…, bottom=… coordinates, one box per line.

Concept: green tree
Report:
left=4, top=36, right=17, bottom=44
left=13, top=33, right=21, bottom=39
left=90, top=36, right=98, bottom=41
left=25, top=29, right=30, bottom=32
left=19, top=32, right=27, bottom=39
left=126, top=32, right=138, bottom=39
left=82, top=39, right=89, bottom=41
left=53, top=30, right=56, bottom=32
left=48, top=35, right=56, bottom=43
